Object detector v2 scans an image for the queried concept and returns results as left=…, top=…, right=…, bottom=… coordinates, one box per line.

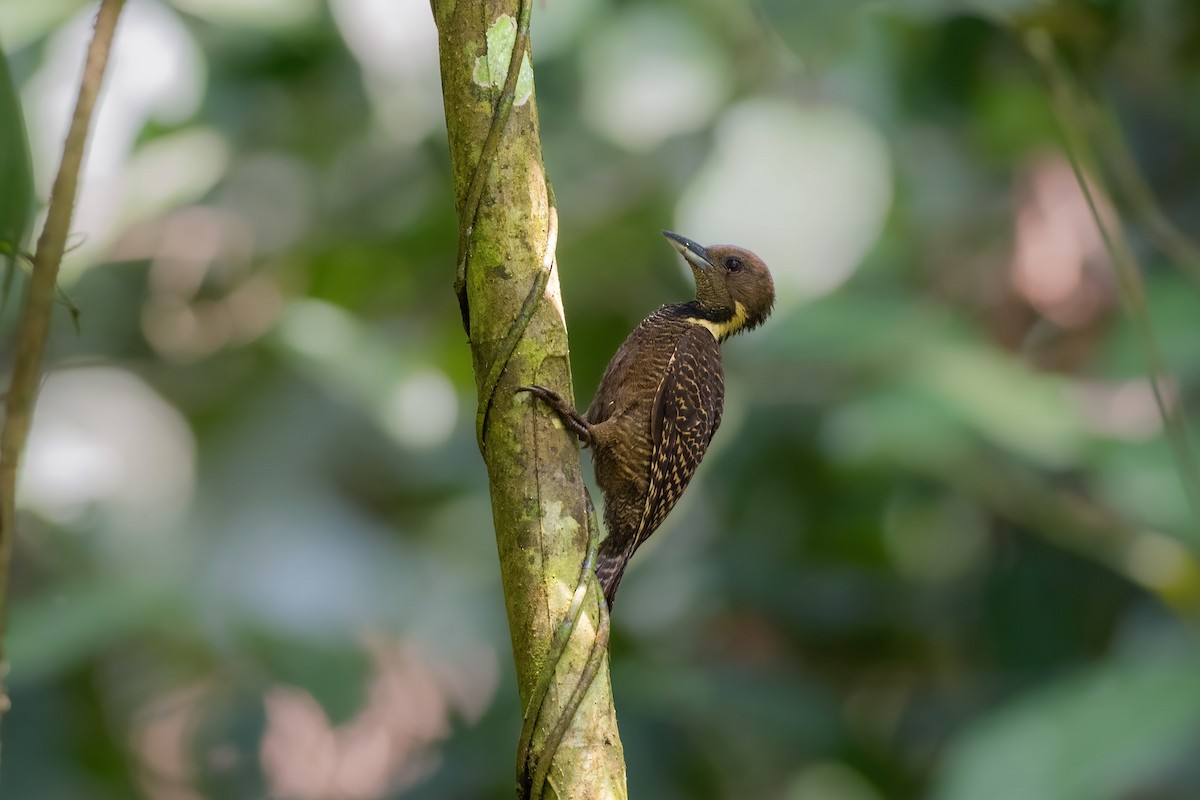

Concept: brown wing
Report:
left=632, top=325, right=724, bottom=551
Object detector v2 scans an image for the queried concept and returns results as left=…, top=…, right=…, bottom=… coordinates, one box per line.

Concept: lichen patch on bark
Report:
left=472, top=13, right=534, bottom=106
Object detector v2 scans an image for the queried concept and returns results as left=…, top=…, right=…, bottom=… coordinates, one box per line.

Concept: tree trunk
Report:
left=431, top=1, right=628, bottom=797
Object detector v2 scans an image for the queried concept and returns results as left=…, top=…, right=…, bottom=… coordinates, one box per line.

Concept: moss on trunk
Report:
left=432, top=2, right=628, bottom=797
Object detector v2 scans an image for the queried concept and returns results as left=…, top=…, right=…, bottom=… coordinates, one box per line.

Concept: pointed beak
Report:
left=662, top=230, right=713, bottom=271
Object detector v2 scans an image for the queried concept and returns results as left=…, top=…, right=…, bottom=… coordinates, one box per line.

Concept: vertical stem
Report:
left=1028, top=30, right=1200, bottom=534
left=0, top=0, right=127, bottom=731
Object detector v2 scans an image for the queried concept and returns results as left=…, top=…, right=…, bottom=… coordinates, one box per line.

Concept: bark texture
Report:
left=431, top=2, right=628, bottom=797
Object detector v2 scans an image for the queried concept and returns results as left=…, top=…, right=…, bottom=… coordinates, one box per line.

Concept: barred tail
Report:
left=595, top=537, right=630, bottom=608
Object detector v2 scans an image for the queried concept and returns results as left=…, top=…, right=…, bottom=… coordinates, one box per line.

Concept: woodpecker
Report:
left=521, top=230, right=775, bottom=607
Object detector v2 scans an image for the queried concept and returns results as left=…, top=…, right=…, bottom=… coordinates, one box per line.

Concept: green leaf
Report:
left=907, top=341, right=1085, bottom=466
left=0, top=0, right=91, bottom=50
left=0, top=37, right=33, bottom=308
left=754, top=0, right=874, bottom=61
left=935, top=648, right=1200, bottom=800
left=871, top=0, right=1049, bottom=24
left=7, top=581, right=180, bottom=685
left=755, top=0, right=1047, bottom=60
left=242, top=631, right=371, bottom=726
left=762, top=292, right=946, bottom=365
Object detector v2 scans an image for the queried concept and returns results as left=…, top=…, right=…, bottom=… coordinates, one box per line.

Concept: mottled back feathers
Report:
left=541, top=233, right=774, bottom=607
left=588, top=307, right=724, bottom=605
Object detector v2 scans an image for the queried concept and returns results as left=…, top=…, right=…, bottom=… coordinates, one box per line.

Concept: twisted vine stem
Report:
left=516, top=495, right=608, bottom=798
left=451, top=0, right=532, bottom=336
left=442, top=0, right=612, bottom=795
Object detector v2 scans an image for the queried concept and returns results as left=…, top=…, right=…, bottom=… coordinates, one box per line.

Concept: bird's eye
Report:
left=725, top=257, right=744, bottom=272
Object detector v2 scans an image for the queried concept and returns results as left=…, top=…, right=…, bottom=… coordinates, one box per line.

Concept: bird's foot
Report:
left=517, top=385, right=595, bottom=447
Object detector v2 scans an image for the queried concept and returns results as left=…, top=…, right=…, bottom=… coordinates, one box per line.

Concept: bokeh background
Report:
left=2, top=0, right=1200, bottom=798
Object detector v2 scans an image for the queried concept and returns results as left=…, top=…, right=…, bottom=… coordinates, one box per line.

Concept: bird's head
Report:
left=663, top=230, right=775, bottom=339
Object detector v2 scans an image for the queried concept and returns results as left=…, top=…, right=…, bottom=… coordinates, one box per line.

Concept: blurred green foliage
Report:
left=2, top=0, right=1200, bottom=798
left=0, top=38, right=32, bottom=300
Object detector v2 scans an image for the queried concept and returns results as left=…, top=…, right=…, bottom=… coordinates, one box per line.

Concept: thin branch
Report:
left=916, top=455, right=1200, bottom=618
left=0, top=0, right=127, bottom=724
left=1027, top=30, right=1200, bottom=536
left=1092, top=103, right=1200, bottom=287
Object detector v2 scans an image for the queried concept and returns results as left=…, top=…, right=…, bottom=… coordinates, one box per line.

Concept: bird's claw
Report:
left=518, top=385, right=594, bottom=447
left=517, top=384, right=553, bottom=399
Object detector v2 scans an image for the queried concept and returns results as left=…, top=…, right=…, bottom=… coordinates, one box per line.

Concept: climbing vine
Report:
left=430, top=1, right=627, bottom=797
